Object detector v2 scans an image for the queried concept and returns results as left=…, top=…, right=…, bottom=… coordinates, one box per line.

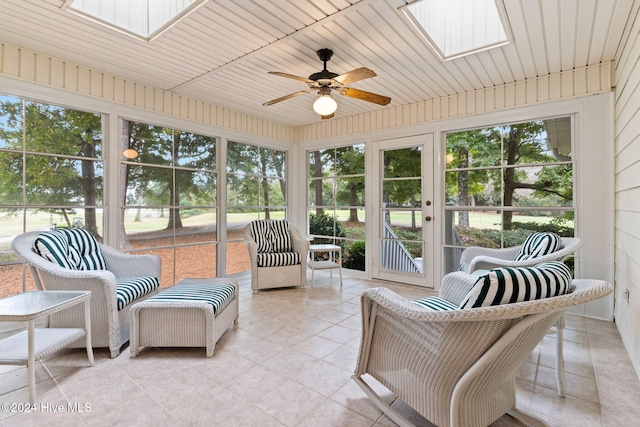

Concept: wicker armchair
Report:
left=243, top=220, right=309, bottom=293
left=353, top=278, right=612, bottom=427
left=459, top=236, right=582, bottom=274
left=12, top=230, right=161, bottom=358
left=458, top=235, right=582, bottom=397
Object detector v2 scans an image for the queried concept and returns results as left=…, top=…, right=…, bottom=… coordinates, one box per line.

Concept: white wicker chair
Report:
left=12, top=231, right=161, bottom=358
left=242, top=220, right=309, bottom=293
left=353, top=278, right=612, bottom=427
left=459, top=237, right=582, bottom=274
left=458, top=235, right=582, bottom=397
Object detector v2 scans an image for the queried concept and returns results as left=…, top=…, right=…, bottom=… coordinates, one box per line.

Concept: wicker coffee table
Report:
left=129, top=278, right=239, bottom=357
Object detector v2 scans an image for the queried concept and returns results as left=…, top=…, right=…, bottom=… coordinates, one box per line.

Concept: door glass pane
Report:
left=380, top=144, right=424, bottom=276
left=383, top=179, right=422, bottom=208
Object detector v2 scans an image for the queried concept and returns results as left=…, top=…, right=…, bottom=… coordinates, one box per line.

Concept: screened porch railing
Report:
left=381, top=222, right=422, bottom=274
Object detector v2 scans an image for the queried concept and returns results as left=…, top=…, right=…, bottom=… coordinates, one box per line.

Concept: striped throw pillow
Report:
left=460, top=261, right=572, bottom=309
left=250, top=220, right=273, bottom=253
left=33, top=231, right=78, bottom=270
left=61, top=229, right=107, bottom=270
left=33, top=229, right=106, bottom=271
left=412, top=296, right=459, bottom=311
left=269, top=220, right=293, bottom=253
left=515, top=232, right=562, bottom=261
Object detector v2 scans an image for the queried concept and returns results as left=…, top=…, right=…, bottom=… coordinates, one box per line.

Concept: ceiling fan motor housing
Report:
left=309, top=48, right=339, bottom=81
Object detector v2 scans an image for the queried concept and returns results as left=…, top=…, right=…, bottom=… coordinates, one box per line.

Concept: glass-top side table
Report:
left=307, top=244, right=343, bottom=287
left=0, top=291, right=94, bottom=403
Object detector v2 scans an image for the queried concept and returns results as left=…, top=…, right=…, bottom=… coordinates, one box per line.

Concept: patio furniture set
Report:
left=4, top=222, right=612, bottom=426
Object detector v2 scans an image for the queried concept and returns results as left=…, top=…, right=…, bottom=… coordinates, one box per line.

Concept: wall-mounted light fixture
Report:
left=122, top=149, right=138, bottom=159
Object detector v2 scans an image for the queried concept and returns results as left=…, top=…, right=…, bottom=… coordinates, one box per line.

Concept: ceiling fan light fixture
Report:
left=313, top=94, right=337, bottom=116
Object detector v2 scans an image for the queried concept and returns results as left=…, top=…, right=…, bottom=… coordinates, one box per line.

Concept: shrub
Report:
left=343, top=241, right=366, bottom=271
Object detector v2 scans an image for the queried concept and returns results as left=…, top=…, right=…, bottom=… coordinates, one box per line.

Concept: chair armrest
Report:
left=290, top=227, right=310, bottom=256
left=460, top=246, right=521, bottom=265
left=100, top=245, right=162, bottom=278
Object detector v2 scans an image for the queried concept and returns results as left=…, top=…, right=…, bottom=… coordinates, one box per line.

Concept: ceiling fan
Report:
left=263, top=48, right=391, bottom=119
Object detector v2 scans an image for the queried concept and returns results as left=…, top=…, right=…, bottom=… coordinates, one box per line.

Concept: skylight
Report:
left=64, top=0, right=206, bottom=41
left=401, top=0, right=512, bottom=61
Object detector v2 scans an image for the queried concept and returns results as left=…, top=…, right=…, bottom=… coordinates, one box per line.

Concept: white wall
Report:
left=613, top=1, right=640, bottom=379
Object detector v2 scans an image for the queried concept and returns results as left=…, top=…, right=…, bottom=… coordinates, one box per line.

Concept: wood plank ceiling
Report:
left=0, top=0, right=634, bottom=127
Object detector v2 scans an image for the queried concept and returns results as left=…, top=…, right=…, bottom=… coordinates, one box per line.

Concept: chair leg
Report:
left=506, top=408, right=550, bottom=427
left=555, top=314, right=566, bottom=397
left=352, top=375, right=412, bottom=427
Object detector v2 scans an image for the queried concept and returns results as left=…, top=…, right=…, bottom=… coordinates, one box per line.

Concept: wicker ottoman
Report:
left=129, top=278, right=239, bottom=357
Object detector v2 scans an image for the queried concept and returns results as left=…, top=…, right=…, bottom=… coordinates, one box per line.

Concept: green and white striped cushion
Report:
left=33, top=229, right=106, bottom=270
left=116, top=277, right=160, bottom=311
left=33, top=231, right=78, bottom=270
left=515, top=232, right=562, bottom=261
left=460, top=261, right=572, bottom=309
left=412, top=296, right=458, bottom=311
left=146, top=282, right=236, bottom=317
left=63, top=229, right=107, bottom=270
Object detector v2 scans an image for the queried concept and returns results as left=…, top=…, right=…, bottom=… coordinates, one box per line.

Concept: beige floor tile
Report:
left=298, top=398, right=374, bottom=426
left=254, top=379, right=326, bottom=426
left=294, top=335, right=343, bottom=359
left=530, top=385, right=602, bottom=427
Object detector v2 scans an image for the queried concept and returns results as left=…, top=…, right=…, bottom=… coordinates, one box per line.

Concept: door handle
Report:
left=425, top=216, right=432, bottom=221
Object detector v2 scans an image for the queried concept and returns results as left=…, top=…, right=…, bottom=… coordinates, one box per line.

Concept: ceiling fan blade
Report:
left=334, top=67, right=377, bottom=85
left=339, top=87, right=391, bottom=106
left=263, top=89, right=313, bottom=106
left=321, top=113, right=334, bottom=120
left=268, top=71, right=314, bottom=83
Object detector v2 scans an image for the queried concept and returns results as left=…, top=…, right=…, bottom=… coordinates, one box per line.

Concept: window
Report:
left=121, top=120, right=217, bottom=285
left=308, top=144, right=366, bottom=271
left=443, top=117, right=574, bottom=273
left=65, top=0, right=207, bottom=40
left=226, top=141, right=287, bottom=274
left=401, top=0, right=512, bottom=60
left=0, top=94, right=103, bottom=297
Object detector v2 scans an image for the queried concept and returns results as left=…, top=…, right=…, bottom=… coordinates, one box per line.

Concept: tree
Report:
left=334, top=145, right=365, bottom=222
left=0, top=98, right=103, bottom=235
left=445, top=130, right=495, bottom=226
left=383, top=147, right=421, bottom=229
left=446, top=120, right=573, bottom=232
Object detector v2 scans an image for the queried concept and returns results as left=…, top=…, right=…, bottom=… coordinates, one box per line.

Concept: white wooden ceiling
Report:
left=0, top=0, right=634, bottom=127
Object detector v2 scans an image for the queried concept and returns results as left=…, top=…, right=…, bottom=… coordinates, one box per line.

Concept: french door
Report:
left=372, top=134, right=435, bottom=287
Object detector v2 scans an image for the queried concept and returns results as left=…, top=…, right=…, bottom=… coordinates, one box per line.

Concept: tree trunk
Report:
left=80, top=130, right=98, bottom=237
left=458, top=147, right=469, bottom=227
left=167, top=131, right=183, bottom=229
left=502, top=128, right=522, bottom=230
left=348, top=181, right=358, bottom=222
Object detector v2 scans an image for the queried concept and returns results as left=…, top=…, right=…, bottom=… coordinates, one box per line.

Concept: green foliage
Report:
left=456, top=220, right=574, bottom=248
left=309, top=212, right=346, bottom=240
left=0, top=97, right=103, bottom=233
left=343, top=241, right=366, bottom=271
left=309, top=212, right=346, bottom=260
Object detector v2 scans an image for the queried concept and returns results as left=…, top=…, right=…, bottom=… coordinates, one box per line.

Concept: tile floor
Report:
left=1, top=272, right=639, bottom=427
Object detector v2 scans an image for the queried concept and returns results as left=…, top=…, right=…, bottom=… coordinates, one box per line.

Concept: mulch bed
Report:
left=1, top=228, right=250, bottom=299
